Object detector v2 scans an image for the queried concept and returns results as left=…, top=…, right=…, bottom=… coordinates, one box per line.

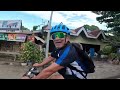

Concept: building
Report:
left=0, top=20, right=45, bottom=60
left=70, top=26, right=107, bottom=53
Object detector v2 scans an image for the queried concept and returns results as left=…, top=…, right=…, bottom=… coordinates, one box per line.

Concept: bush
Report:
left=20, top=41, right=45, bottom=63
left=102, top=45, right=113, bottom=55
left=109, top=53, right=117, bottom=59
left=117, top=53, right=120, bottom=60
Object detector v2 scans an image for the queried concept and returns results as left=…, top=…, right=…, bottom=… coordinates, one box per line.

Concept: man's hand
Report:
left=33, top=63, right=41, bottom=67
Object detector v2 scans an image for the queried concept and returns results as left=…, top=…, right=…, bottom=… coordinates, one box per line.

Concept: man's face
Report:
left=51, top=32, right=69, bottom=49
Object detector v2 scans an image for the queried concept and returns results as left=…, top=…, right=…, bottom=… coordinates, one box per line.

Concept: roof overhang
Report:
left=34, top=36, right=45, bottom=44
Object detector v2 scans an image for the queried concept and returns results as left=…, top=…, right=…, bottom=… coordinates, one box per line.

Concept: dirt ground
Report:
left=87, top=61, right=120, bottom=79
left=0, top=60, right=29, bottom=79
left=0, top=59, right=120, bottom=79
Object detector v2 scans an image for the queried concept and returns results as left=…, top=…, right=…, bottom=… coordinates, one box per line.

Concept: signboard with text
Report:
left=16, top=34, right=26, bottom=42
left=7, top=34, right=26, bottom=42
left=0, top=33, right=7, bottom=40
left=8, top=34, right=16, bottom=40
left=0, top=20, right=22, bottom=31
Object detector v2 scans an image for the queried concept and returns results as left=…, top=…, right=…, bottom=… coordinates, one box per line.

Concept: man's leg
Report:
left=21, top=74, right=64, bottom=79
left=21, top=76, right=30, bottom=79
left=49, top=74, right=64, bottom=79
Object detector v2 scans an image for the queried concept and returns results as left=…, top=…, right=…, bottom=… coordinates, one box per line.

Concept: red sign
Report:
left=27, top=36, right=35, bottom=42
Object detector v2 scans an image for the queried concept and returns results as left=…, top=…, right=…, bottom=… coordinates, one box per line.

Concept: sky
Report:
left=0, top=11, right=108, bottom=30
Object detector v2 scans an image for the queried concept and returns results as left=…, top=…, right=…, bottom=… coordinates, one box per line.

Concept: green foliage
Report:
left=21, top=26, right=30, bottom=30
left=84, top=24, right=99, bottom=30
left=92, top=11, right=120, bottom=34
left=92, top=11, right=120, bottom=46
left=109, top=53, right=120, bottom=60
left=90, top=25, right=99, bottom=30
left=33, top=26, right=38, bottom=31
left=102, top=45, right=113, bottom=55
left=84, top=25, right=90, bottom=30
left=117, top=54, right=120, bottom=60
left=20, top=42, right=45, bottom=63
left=109, top=53, right=117, bottom=59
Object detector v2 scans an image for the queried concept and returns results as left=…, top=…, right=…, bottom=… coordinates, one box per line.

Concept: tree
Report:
left=84, top=24, right=90, bottom=30
left=83, top=24, right=99, bottom=30
left=21, top=26, right=30, bottom=30
left=33, top=26, right=39, bottom=31
left=92, top=11, right=120, bottom=35
left=91, top=25, right=99, bottom=30
left=92, top=11, right=120, bottom=50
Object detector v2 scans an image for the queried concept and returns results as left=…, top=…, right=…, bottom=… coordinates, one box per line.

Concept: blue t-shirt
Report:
left=51, top=43, right=87, bottom=79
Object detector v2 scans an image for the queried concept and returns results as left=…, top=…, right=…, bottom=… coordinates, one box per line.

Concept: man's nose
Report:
left=54, top=37, right=61, bottom=41
left=55, top=37, right=60, bottom=39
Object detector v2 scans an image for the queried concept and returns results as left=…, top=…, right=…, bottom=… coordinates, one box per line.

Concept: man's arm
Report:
left=33, top=56, right=55, bottom=67
left=32, top=62, right=64, bottom=79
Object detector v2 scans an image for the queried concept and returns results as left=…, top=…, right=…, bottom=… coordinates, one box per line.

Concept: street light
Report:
left=45, top=11, right=53, bottom=58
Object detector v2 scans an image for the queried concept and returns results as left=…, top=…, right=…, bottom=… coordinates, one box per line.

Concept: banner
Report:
left=8, top=34, right=16, bottom=41
left=0, top=34, right=8, bottom=40
left=7, top=34, right=26, bottom=42
left=16, top=34, right=26, bottom=42
left=0, top=20, right=22, bottom=30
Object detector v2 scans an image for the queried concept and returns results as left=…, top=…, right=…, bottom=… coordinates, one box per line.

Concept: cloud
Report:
left=20, top=11, right=107, bottom=30
left=20, top=11, right=51, bottom=20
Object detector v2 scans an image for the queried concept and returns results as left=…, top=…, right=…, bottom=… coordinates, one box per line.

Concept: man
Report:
left=22, top=23, right=87, bottom=79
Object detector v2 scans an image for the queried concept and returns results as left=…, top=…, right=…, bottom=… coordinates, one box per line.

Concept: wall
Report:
left=0, top=41, right=21, bottom=52
left=70, top=35, right=108, bottom=50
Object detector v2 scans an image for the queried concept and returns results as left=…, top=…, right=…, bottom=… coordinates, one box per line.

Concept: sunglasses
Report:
left=51, top=32, right=66, bottom=40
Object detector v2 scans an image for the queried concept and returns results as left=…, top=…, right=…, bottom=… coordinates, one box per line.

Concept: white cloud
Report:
left=20, top=11, right=51, bottom=20
left=20, top=11, right=107, bottom=30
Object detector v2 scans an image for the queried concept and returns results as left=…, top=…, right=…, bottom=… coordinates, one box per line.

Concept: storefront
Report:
left=0, top=33, right=26, bottom=52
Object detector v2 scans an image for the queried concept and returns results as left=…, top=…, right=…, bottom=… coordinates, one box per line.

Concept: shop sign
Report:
left=7, top=34, right=26, bottom=42
left=0, top=33, right=8, bottom=40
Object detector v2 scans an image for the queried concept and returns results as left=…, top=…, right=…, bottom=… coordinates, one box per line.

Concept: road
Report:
left=86, top=61, right=120, bottom=79
left=105, top=75, right=120, bottom=79
left=0, top=64, right=28, bottom=79
left=0, top=60, right=120, bottom=79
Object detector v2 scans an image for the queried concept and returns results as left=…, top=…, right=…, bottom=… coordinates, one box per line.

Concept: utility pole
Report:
left=45, top=11, right=53, bottom=58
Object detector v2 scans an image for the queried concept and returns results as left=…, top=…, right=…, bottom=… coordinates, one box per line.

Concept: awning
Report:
left=34, top=36, right=45, bottom=44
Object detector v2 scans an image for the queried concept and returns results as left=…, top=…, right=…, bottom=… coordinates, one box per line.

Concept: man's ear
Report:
left=65, top=35, right=70, bottom=42
left=67, top=35, right=70, bottom=40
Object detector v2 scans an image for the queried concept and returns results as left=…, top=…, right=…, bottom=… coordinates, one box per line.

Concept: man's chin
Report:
left=56, top=47, right=61, bottom=49
left=56, top=46, right=63, bottom=49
